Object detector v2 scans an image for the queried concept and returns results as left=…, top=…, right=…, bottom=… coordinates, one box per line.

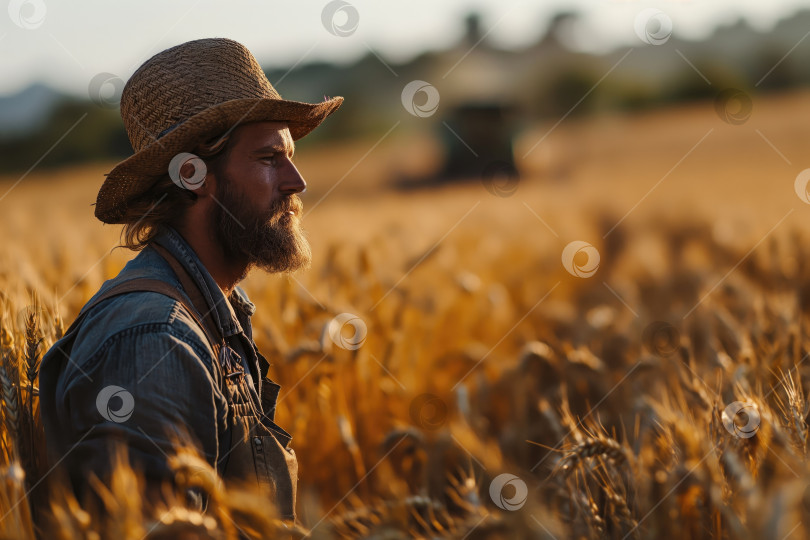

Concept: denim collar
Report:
left=151, top=225, right=254, bottom=338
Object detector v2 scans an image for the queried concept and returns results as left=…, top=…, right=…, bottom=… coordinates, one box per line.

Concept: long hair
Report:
left=116, top=133, right=231, bottom=251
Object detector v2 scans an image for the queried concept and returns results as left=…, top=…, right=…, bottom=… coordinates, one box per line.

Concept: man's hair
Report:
left=117, top=133, right=232, bottom=251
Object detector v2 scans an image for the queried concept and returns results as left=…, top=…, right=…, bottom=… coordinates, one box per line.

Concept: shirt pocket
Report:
left=251, top=431, right=298, bottom=520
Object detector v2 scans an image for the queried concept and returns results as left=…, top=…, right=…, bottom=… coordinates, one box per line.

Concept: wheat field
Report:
left=2, top=91, right=810, bottom=538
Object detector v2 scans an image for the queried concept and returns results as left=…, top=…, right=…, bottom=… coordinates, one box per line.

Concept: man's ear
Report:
left=171, top=152, right=215, bottom=196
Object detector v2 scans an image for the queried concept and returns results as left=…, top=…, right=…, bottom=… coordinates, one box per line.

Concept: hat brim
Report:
left=95, top=96, right=343, bottom=224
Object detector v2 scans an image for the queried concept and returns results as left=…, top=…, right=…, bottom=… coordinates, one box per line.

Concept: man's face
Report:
left=210, top=121, right=311, bottom=275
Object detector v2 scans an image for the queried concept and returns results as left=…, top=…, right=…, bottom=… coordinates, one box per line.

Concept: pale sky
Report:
left=1, top=0, right=810, bottom=97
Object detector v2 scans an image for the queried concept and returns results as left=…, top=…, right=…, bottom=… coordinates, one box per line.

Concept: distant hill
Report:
left=0, top=83, right=62, bottom=137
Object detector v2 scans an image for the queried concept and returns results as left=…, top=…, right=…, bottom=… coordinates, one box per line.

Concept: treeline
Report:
left=3, top=10, right=810, bottom=175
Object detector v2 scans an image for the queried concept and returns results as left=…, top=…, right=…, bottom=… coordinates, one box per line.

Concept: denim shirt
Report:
left=38, top=224, right=284, bottom=501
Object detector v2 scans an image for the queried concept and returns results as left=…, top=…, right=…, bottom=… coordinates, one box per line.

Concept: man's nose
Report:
left=279, top=160, right=307, bottom=195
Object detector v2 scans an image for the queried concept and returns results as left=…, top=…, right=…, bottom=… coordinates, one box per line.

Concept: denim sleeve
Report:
left=57, top=323, right=227, bottom=503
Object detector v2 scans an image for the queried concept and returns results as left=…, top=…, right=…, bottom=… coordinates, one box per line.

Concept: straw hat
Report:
left=94, top=37, right=343, bottom=224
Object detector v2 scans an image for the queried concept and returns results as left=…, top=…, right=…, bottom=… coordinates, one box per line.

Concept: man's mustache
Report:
left=267, top=195, right=303, bottom=225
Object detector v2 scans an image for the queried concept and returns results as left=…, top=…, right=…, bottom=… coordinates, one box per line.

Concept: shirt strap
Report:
left=150, top=243, right=228, bottom=340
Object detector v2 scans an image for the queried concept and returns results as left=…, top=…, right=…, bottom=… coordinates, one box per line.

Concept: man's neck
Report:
left=171, top=224, right=248, bottom=298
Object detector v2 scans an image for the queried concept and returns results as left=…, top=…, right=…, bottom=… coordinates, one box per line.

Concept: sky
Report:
left=2, top=0, right=810, bottom=97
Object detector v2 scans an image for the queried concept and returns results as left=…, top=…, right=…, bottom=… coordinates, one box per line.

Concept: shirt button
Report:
left=253, top=437, right=262, bottom=446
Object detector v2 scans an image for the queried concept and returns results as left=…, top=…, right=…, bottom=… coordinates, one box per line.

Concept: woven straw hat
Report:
left=95, top=37, right=343, bottom=224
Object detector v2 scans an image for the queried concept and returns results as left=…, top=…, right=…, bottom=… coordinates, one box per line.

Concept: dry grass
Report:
left=2, top=92, right=810, bottom=538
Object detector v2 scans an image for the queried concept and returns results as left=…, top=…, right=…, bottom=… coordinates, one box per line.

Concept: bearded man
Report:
left=38, top=37, right=342, bottom=525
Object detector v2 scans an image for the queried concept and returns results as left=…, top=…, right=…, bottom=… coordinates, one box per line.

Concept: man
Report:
left=38, top=37, right=343, bottom=523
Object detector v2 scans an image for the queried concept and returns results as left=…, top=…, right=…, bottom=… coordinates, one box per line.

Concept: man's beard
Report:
left=212, top=177, right=312, bottom=276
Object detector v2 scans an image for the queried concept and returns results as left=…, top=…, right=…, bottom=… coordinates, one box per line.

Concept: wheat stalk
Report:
left=774, top=369, right=809, bottom=457
left=0, top=359, right=19, bottom=458
left=557, top=435, right=628, bottom=476
left=144, top=506, right=221, bottom=540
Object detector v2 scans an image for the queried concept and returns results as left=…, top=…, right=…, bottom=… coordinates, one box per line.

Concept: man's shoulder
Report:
left=71, top=287, right=213, bottom=363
